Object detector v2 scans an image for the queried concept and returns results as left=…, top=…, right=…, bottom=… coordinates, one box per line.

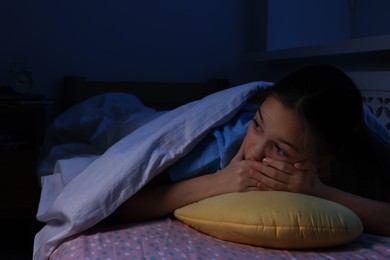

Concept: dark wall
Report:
left=1, top=1, right=265, bottom=101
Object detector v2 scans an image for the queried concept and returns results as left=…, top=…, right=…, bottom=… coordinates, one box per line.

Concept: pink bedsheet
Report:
left=50, top=217, right=390, bottom=260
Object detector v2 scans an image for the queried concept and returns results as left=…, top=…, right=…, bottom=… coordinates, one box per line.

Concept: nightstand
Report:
left=0, top=96, right=53, bottom=256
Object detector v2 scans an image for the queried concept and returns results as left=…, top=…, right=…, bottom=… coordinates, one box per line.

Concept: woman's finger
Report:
left=231, top=141, right=246, bottom=161
left=262, top=157, right=296, bottom=174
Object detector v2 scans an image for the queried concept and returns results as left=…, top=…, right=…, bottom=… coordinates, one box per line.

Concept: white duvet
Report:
left=33, top=81, right=270, bottom=260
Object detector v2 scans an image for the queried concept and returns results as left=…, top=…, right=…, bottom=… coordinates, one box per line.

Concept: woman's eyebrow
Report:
left=257, top=107, right=264, bottom=124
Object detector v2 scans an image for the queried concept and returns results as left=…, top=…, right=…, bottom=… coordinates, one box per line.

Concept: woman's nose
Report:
left=246, top=140, right=266, bottom=161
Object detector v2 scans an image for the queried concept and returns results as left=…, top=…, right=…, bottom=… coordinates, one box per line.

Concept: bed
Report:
left=34, top=76, right=390, bottom=260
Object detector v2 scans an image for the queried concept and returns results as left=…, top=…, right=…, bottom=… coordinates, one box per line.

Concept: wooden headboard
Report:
left=63, top=76, right=230, bottom=111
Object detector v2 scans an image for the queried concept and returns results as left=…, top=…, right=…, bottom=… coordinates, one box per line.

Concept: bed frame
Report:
left=63, top=76, right=230, bottom=111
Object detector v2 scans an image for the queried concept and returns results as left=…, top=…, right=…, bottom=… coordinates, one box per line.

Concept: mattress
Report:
left=50, top=217, right=390, bottom=260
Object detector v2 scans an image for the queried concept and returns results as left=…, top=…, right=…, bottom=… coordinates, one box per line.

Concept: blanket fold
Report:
left=34, top=82, right=270, bottom=259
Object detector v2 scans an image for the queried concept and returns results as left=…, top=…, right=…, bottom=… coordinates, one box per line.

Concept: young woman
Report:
left=111, top=64, right=390, bottom=236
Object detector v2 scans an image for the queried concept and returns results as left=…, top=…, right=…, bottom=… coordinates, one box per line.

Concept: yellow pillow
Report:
left=174, top=191, right=363, bottom=249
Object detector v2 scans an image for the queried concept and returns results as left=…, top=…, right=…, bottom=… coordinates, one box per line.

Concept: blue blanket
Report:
left=34, top=81, right=270, bottom=259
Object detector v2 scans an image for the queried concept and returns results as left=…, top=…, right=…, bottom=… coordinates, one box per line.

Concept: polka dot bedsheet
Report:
left=50, top=217, right=390, bottom=260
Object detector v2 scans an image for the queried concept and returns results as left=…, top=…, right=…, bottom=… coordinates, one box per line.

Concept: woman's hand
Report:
left=212, top=146, right=261, bottom=194
left=248, top=157, right=323, bottom=195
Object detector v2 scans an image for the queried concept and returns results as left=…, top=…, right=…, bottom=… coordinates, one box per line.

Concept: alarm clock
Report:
left=8, top=63, right=33, bottom=94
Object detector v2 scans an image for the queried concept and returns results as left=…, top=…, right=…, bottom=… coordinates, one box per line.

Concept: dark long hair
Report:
left=262, top=64, right=389, bottom=201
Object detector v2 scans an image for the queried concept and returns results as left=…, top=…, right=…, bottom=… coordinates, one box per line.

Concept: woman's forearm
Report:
left=110, top=173, right=223, bottom=223
left=110, top=159, right=261, bottom=223
left=315, top=185, right=390, bottom=236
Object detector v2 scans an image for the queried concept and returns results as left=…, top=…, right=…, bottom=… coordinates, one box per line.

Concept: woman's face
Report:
left=242, top=96, right=307, bottom=164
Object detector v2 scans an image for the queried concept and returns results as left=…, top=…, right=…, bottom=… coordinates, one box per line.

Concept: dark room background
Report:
left=1, top=0, right=389, bottom=121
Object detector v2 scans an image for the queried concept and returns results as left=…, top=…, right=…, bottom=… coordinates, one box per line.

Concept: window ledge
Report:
left=247, top=34, right=390, bottom=61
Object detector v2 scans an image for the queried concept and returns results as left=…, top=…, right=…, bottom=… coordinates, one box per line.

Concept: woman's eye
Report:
left=274, top=144, right=288, bottom=157
left=252, top=119, right=262, bottom=131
